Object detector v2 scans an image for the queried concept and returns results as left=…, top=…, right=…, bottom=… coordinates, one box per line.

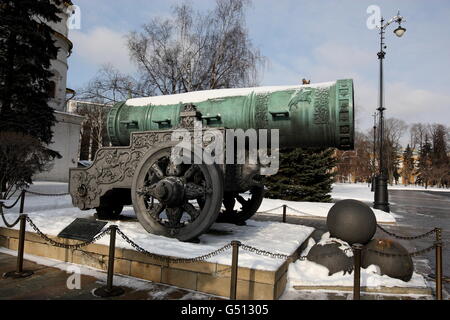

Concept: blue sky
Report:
left=67, top=0, right=450, bottom=133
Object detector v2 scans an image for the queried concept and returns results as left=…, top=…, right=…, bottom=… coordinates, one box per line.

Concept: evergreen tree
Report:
left=417, top=137, right=433, bottom=188
left=0, top=0, right=62, bottom=195
left=265, top=148, right=336, bottom=202
left=0, top=0, right=61, bottom=144
left=430, top=124, right=450, bottom=187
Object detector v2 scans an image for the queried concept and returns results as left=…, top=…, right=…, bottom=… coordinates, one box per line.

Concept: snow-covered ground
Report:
left=332, top=183, right=450, bottom=203
left=256, top=197, right=397, bottom=224
left=0, top=181, right=431, bottom=297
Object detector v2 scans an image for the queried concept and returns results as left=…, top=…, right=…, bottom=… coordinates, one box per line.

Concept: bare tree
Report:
left=71, top=101, right=111, bottom=160
left=335, top=131, right=372, bottom=183
left=77, top=64, right=149, bottom=104
left=383, top=118, right=408, bottom=183
left=127, top=0, right=264, bottom=95
left=409, top=123, right=430, bottom=151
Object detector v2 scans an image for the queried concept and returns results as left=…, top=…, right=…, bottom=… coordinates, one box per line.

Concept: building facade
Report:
left=35, top=1, right=84, bottom=182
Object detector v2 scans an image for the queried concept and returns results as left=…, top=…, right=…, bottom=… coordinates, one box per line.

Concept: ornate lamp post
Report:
left=373, top=11, right=406, bottom=212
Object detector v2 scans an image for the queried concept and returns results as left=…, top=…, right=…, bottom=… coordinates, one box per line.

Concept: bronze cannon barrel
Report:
left=107, top=79, right=354, bottom=150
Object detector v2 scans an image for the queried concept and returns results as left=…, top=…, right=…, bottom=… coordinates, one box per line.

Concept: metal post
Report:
left=371, top=113, right=377, bottom=192
left=352, top=243, right=363, bottom=300
left=373, top=16, right=390, bottom=213
left=230, top=240, right=241, bottom=300
left=282, top=205, right=287, bottom=223
left=93, top=225, right=124, bottom=297
left=19, top=190, right=25, bottom=214
left=3, top=214, right=34, bottom=279
left=435, top=228, right=442, bottom=300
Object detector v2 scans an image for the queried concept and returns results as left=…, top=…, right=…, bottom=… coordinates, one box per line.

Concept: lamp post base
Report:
left=3, top=270, right=34, bottom=279
left=93, top=285, right=125, bottom=298
left=373, top=174, right=390, bottom=212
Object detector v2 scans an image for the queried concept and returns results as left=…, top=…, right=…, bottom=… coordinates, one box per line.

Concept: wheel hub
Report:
left=154, top=177, right=185, bottom=207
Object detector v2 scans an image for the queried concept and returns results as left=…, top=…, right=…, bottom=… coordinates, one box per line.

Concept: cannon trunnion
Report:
left=69, top=79, right=355, bottom=241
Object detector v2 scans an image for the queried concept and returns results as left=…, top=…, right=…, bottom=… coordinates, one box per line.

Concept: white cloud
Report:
left=69, top=27, right=134, bottom=73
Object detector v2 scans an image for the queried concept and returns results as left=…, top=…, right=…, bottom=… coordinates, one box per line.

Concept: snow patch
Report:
left=286, top=259, right=428, bottom=289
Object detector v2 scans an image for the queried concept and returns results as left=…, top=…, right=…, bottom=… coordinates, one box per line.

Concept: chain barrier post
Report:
left=435, top=228, right=442, bottom=300
left=282, top=205, right=287, bottom=223
left=19, top=190, right=25, bottom=214
left=352, top=243, right=363, bottom=300
left=3, top=215, right=34, bottom=279
left=230, top=240, right=241, bottom=300
left=93, top=226, right=124, bottom=297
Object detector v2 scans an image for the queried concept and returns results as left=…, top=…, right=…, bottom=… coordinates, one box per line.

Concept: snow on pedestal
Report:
left=0, top=183, right=313, bottom=271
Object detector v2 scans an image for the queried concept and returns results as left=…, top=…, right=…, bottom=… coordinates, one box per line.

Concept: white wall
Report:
left=35, top=112, right=84, bottom=182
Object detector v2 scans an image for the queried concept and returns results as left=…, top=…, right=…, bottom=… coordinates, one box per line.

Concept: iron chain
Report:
left=285, top=206, right=315, bottom=216
left=363, top=243, right=437, bottom=258
left=239, top=243, right=294, bottom=260
left=0, top=206, right=21, bottom=228
left=116, top=228, right=232, bottom=263
left=0, top=194, right=22, bottom=209
left=257, top=205, right=284, bottom=214
left=25, top=216, right=111, bottom=249
left=376, top=224, right=437, bottom=240
left=24, top=190, right=70, bottom=197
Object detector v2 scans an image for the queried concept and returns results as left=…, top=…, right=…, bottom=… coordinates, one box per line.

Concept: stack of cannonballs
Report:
left=306, top=199, right=413, bottom=281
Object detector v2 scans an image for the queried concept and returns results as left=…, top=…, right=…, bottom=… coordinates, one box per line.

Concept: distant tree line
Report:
left=335, top=119, right=450, bottom=188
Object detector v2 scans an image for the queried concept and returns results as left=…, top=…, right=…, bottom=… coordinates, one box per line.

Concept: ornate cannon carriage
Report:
left=69, top=79, right=354, bottom=241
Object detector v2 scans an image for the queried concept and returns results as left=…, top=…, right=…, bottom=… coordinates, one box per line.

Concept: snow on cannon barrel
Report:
left=69, top=79, right=355, bottom=241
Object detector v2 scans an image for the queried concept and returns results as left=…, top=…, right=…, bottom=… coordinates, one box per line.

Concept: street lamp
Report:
left=373, top=11, right=406, bottom=213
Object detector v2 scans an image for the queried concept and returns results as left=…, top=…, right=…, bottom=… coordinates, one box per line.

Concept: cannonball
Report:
left=306, top=239, right=353, bottom=276
left=327, top=199, right=377, bottom=245
left=362, top=239, right=414, bottom=282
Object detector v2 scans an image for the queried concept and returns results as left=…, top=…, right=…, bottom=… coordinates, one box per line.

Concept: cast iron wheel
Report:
left=217, top=184, right=265, bottom=225
left=131, top=145, right=223, bottom=241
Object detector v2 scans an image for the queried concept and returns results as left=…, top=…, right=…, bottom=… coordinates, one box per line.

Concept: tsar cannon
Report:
left=69, top=79, right=355, bottom=241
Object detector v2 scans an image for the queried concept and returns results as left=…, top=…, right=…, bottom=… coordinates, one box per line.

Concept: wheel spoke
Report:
left=183, top=164, right=199, bottom=180
left=166, top=207, right=183, bottom=227
left=184, top=202, right=200, bottom=222
left=137, top=184, right=160, bottom=200
left=185, top=183, right=206, bottom=199
left=151, top=163, right=165, bottom=179
left=147, top=203, right=165, bottom=221
left=166, top=162, right=182, bottom=176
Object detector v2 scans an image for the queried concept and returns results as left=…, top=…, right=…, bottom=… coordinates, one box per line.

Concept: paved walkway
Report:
left=0, top=252, right=220, bottom=300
